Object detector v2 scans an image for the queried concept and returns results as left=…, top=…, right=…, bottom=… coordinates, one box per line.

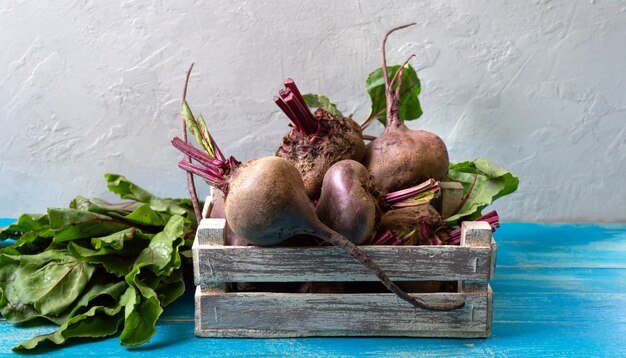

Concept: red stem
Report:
left=381, top=23, right=416, bottom=129
left=275, top=79, right=319, bottom=136
left=385, top=179, right=440, bottom=206
left=180, top=63, right=202, bottom=224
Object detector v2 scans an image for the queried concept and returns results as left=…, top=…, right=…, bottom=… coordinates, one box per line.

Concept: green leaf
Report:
left=445, top=158, right=520, bottom=225
left=12, top=250, right=96, bottom=317
left=365, top=63, right=422, bottom=125
left=1, top=213, right=52, bottom=241
left=302, top=93, right=343, bottom=116
left=155, top=269, right=185, bottom=307
left=1, top=174, right=195, bottom=350
left=182, top=101, right=216, bottom=158
left=14, top=280, right=128, bottom=351
left=14, top=304, right=124, bottom=351
left=132, top=215, right=185, bottom=277
left=71, top=196, right=142, bottom=216
left=1, top=231, right=53, bottom=255
left=105, top=174, right=195, bottom=221
left=119, top=286, right=162, bottom=346
left=91, top=228, right=152, bottom=251
left=48, top=208, right=131, bottom=243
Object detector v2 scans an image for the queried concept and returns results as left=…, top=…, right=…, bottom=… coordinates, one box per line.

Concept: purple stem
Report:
left=177, top=160, right=223, bottom=187
left=274, top=79, right=319, bottom=136
left=172, top=137, right=222, bottom=168
left=385, top=179, right=440, bottom=206
left=284, top=78, right=318, bottom=127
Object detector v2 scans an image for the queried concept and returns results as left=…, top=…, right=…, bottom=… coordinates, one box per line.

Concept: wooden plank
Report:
left=437, top=181, right=464, bottom=219
left=195, top=286, right=489, bottom=338
left=201, top=194, right=213, bottom=219
left=194, top=244, right=492, bottom=284
left=163, top=267, right=626, bottom=322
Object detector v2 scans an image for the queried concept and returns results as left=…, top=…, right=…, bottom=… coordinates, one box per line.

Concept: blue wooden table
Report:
left=1, top=219, right=625, bottom=357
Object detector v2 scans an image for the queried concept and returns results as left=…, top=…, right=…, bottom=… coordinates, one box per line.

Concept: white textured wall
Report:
left=1, top=1, right=625, bottom=222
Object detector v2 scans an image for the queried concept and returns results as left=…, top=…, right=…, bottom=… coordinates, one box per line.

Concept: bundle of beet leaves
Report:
left=1, top=24, right=518, bottom=350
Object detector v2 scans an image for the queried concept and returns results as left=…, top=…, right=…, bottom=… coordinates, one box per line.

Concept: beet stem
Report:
left=172, top=137, right=222, bottom=169
left=315, top=225, right=465, bottom=311
left=177, top=160, right=223, bottom=188
left=451, top=175, right=479, bottom=217
left=274, top=96, right=301, bottom=130
left=180, top=63, right=202, bottom=224
left=389, top=54, right=416, bottom=91
left=284, top=78, right=319, bottom=132
left=382, top=23, right=416, bottom=129
left=282, top=91, right=317, bottom=135
left=385, top=179, right=440, bottom=205
left=277, top=90, right=310, bottom=134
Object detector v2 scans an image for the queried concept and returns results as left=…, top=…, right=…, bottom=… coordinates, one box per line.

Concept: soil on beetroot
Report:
left=276, top=108, right=366, bottom=199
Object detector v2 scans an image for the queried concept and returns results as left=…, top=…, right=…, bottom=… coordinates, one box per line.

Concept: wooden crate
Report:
left=193, top=183, right=496, bottom=338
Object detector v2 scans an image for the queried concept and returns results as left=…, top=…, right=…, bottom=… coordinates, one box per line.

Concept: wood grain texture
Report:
left=194, top=245, right=493, bottom=284
left=193, top=199, right=495, bottom=338
left=195, top=285, right=492, bottom=338
left=437, top=181, right=464, bottom=219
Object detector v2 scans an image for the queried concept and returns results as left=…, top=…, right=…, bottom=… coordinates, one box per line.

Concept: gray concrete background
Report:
left=1, top=1, right=625, bottom=221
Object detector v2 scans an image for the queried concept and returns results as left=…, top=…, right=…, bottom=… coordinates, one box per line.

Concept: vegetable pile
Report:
left=0, top=23, right=519, bottom=351
left=0, top=175, right=197, bottom=350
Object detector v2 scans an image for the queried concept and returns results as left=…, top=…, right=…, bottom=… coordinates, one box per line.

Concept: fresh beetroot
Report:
left=274, top=79, right=366, bottom=199
left=315, top=160, right=383, bottom=245
left=374, top=204, right=448, bottom=246
left=363, top=24, right=449, bottom=193
left=315, top=160, right=441, bottom=245
left=172, top=117, right=463, bottom=310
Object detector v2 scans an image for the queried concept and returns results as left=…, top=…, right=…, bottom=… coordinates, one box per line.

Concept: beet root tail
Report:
left=316, top=225, right=465, bottom=311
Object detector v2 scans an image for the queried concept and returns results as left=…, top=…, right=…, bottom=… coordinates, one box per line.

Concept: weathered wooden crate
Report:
left=193, top=183, right=496, bottom=338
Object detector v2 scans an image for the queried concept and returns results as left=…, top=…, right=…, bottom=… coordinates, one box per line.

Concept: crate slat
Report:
left=194, top=193, right=496, bottom=338
left=195, top=285, right=492, bottom=338
left=194, top=243, right=492, bottom=284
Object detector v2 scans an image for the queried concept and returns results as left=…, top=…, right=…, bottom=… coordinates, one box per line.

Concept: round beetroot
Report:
left=363, top=24, right=449, bottom=192
left=315, top=160, right=382, bottom=245
left=274, top=79, right=365, bottom=199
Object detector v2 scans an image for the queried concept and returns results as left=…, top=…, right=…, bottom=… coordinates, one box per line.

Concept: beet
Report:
left=316, top=162, right=442, bottom=245
left=274, top=79, right=366, bottom=199
left=363, top=25, right=449, bottom=193
left=374, top=204, right=448, bottom=246
left=172, top=135, right=463, bottom=311
left=315, top=160, right=383, bottom=245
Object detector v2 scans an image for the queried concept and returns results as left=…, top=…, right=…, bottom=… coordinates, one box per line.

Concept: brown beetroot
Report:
left=315, top=160, right=383, bottom=245
left=275, top=79, right=366, bottom=199
left=363, top=25, right=449, bottom=193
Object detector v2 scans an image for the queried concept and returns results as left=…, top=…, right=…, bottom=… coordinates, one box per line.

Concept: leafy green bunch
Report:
left=0, top=174, right=197, bottom=350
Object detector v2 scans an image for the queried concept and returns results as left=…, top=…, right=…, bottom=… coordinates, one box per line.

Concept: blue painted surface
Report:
left=1, top=221, right=626, bottom=356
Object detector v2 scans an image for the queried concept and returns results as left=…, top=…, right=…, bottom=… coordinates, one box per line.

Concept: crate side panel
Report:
left=195, top=291, right=488, bottom=337
left=195, top=245, right=492, bottom=283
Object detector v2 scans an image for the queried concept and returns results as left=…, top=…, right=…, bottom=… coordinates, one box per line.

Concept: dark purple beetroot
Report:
left=275, top=79, right=366, bottom=199
left=315, top=160, right=383, bottom=245
left=363, top=25, right=449, bottom=193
